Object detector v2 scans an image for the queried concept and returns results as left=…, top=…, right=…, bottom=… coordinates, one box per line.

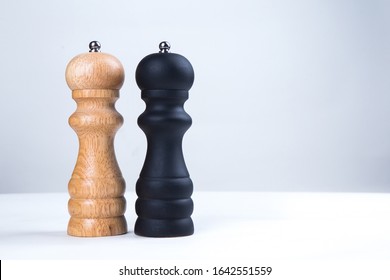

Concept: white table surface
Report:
left=0, top=191, right=389, bottom=260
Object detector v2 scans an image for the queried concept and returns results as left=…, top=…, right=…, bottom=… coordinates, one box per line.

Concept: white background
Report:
left=0, top=0, right=389, bottom=193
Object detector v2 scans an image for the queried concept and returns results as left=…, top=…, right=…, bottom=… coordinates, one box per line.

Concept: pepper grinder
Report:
left=134, top=41, right=195, bottom=237
left=65, top=41, right=127, bottom=237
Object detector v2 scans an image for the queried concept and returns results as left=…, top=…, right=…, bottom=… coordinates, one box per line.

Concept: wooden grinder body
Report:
left=65, top=47, right=127, bottom=237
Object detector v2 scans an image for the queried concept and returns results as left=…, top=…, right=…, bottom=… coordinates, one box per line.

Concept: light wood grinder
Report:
left=65, top=41, right=127, bottom=237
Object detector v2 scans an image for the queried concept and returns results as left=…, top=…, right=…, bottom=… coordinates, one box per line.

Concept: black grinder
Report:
left=134, top=41, right=195, bottom=237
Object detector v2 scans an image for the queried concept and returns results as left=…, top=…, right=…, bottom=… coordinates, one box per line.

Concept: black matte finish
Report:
left=134, top=49, right=195, bottom=237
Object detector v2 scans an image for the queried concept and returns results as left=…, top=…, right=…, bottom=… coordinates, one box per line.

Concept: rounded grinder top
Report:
left=135, top=41, right=194, bottom=91
left=65, top=41, right=125, bottom=91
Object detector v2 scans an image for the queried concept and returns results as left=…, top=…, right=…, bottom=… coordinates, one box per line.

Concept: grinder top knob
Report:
left=135, top=41, right=194, bottom=91
left=65, top=41, right=125, bottom=91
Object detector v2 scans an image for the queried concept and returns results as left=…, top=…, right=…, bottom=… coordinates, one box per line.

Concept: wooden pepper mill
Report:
left=65, top=41, right=127, bottom=237
left=134, top=41, right=195, bottom=237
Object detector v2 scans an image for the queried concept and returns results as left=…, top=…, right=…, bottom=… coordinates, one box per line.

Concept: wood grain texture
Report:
left=65, top=52, right=127, bottom=237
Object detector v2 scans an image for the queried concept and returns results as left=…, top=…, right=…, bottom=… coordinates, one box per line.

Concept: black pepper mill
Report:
left=134, top=41, right=195, bottom=237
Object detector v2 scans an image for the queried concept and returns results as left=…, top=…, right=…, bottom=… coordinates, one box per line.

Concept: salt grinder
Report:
left=65, top=41, right=127, bottom=237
